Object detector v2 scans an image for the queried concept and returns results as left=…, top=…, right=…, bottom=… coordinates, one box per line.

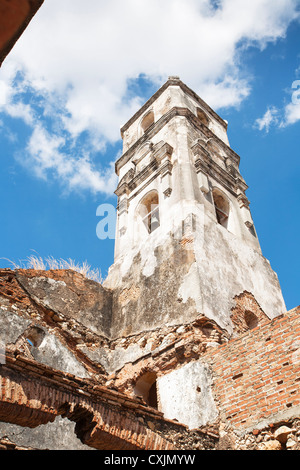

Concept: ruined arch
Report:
left=134, top=371, right=158, bottom=409
left=0, top=352, right=175, bottom=450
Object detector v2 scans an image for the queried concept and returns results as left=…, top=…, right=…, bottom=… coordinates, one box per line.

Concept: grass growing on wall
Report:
left=2, top=253, right=103, bottom=284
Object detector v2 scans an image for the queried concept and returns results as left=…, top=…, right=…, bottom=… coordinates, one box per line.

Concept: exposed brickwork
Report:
left=0, top=351, right=179, bottom=450
left=204, top=306, right=300, bottom=432
left=110, top=315, right=227, bottom=394
left=230, top=291, right=270, bottom=335
left=0, top=438, right=35, bottom=451
left=0, top=269, right=38, bottom=315
left=1, top=267, right=299, bottom=450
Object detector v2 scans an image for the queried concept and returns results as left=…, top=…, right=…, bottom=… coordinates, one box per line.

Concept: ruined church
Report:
left=0, top=75, right=299, bottom=451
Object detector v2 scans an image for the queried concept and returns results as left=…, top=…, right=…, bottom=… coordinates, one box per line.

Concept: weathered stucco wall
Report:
left=158, top=361, right=218, bottom=429
left=120, top=78, right=229, bottom=155
left=155, top=306, right=300, bottom=440
left=0, top=418, right=91, bottom=451
left=0, top=269, right=112, bottom=378
left=0, top=308, right=89, bottom=377
left=16, top=269, right=113, bottom=338
left=106, top=77, right=285, bottom=344
left=105, top=216, right=285, bottom=341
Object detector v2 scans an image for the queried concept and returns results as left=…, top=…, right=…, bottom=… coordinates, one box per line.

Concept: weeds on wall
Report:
left=2, top=253, right=103, bottom=284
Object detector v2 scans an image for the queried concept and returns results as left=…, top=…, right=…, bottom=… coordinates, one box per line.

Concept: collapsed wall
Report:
left=0, top=267, right=299, bottom=450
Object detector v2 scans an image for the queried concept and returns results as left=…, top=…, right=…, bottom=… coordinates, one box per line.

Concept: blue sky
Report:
left=0, top=0, right=299, bottom=311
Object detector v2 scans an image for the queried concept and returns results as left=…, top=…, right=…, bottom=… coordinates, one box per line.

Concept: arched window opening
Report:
left=25, top=326, right=45, bottom=349
left=15, top=326, right=46, bottom=359
left=197, top=108, right=209, bottom=127
left=212, top=189, right=229, bottom=228
left=244, top=310, right=259, bottom=330
left=140, top=111, right=154, bottom=134
left=134, top=372, right=158, bottom=409
left=138, top=191, right=160, bottom=234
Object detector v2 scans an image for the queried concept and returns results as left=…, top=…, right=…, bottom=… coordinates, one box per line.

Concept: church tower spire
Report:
left=104, top=77, right=286, bottom=338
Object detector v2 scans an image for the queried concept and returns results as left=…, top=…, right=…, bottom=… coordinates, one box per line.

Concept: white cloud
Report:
left=198, top=76, right=251, bottom=109
left=1, top=0, right=299, bottom=193
left=22, top=124, right=118, bottom=195
left=256, top=78, right=300, bottom=131
left=255, top=101, right=300, bottom=132
left=282, top=101, right=300, bottom=126
left=255, top=106, right=280, bottom=132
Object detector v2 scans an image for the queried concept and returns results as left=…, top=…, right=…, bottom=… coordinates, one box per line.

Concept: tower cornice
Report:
left=116, top=106, right=239, bottom=175
left=120, top=77, right=228, bottom=139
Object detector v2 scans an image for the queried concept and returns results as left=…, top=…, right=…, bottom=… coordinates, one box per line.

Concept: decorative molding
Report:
left=120, top=77, right=228, bottom=137
left=237, top=193, right=250, bottom=209
left=116, top=107, right=240, bottom=175
left=115, top=142, right=174, bottom=199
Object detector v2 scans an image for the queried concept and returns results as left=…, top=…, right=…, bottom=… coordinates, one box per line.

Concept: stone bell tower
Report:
left=104, top=76, right=286, bottom=338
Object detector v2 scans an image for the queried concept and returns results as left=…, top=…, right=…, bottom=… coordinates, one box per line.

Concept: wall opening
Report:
left=148, top=381, right=158, bottom=409
left=212, top=188, right=229, bottom=228
left=134, top=372, right=158, bottom=409
left=244, top=310, right=259, bottom=330
left=14, top=326, right=46, bottom=358
left=231, top=292, right=270, bottom=335
left=140, top=111, right=154, bottom=135
left=138, top=190, right=160, bottom=234
left=24, top=326, right=45, bottom=348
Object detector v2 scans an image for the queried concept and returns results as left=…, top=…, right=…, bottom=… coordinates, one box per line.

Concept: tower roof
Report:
left=120, top=76, right=228, bottom=138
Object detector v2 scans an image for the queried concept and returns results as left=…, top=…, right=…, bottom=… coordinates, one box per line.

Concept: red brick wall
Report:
left=204, top=306, right=300, bottom=431
left=230, top=291, right=269, bottom=335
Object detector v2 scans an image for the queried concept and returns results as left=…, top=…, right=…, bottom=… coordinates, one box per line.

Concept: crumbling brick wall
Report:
left=230, top=290, right=270, bottom=335
left=203, top=306, right=300, bottom=434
